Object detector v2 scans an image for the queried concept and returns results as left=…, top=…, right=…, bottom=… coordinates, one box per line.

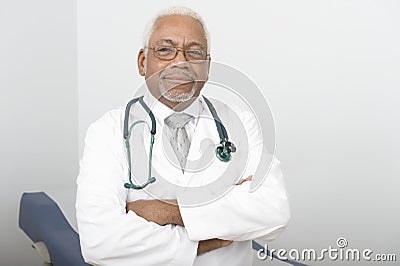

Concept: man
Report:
left=76, top=6, right=290, bottom=266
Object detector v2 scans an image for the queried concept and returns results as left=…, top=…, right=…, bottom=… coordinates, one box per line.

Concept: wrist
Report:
left=165, top=200, right=183, bottom=226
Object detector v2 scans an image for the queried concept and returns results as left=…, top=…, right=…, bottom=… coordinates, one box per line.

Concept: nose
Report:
left=170, top=49, right=188, bottom=66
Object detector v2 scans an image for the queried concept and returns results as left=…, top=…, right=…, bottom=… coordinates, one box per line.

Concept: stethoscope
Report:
left=123, top=95, right=236, bottom=189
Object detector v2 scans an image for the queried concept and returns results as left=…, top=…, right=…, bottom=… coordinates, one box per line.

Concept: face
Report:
left=137, top=15, right=210, bottom=110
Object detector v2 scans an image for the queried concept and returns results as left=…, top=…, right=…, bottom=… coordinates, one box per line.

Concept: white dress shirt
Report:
left=76, top=90, right=290, bottom=266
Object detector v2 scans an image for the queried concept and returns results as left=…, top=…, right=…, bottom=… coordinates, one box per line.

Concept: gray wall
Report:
left=0, top=0, right=78, bottom=265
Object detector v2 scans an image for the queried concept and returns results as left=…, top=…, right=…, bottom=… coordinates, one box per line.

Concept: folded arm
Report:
left=177, top=110, right=290, bottom=242
left=178, top=158, right=290, bottom=242
left=124, top=174, right=252, bottom=226
left=126, top=170, right=290, bottom=243
left=125, top=199, right=233, bottom=254
left=126, top=164, right=289, bottom=244
left=126, top=109, right=291, bottom=243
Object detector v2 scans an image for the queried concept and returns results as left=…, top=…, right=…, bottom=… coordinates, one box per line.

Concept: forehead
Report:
left=149, top=15, right=207, bottom=46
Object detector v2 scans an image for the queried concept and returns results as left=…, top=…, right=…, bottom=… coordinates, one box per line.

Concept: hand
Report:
left=236, top=175, right=253, bottom=185
left=197, top=238, right=233, bottom=255
left=126, top=199, right=184, bottom=226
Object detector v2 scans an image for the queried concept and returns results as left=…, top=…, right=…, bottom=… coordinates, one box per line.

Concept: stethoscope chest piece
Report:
left=216, top=140, right=237, bottom=162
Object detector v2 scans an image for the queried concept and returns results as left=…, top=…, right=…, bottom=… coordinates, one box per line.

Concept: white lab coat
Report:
left=76, top=92, right=290, bottom=266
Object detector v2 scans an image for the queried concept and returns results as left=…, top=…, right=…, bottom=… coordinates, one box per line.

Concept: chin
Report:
left=160, top=84, right=197, bottom=103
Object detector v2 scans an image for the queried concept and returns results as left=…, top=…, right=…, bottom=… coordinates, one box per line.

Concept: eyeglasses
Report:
left=148, top=45, right=209, bottom=61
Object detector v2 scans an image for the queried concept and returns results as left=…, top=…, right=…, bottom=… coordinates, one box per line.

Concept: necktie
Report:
left=164, top=112, right=194, bottom=172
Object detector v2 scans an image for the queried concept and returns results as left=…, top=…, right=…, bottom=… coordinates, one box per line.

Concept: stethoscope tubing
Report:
left=123, top=95, right=235, bottom=189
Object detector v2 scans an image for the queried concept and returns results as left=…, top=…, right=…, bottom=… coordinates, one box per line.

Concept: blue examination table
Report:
left=19, top=192, right=89, bottom=266
left=19, top=191, right=305, bottom=266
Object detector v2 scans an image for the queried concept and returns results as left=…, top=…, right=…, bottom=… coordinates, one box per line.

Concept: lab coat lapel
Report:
left=146, top=128, right=182, bottom=188
left=183, top=108, right=228, bottom=187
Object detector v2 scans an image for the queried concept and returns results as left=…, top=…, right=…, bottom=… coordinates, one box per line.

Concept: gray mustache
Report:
left=160, top=68, right=197, bottom=80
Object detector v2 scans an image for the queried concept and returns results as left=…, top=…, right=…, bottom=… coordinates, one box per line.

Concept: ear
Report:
left=137, top=48, right=146, bottom=76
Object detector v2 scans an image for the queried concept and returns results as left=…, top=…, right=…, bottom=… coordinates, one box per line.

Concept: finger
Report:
left=235, top=175, right=253, bottom=185
left=221, top=240, right=233, bottom=247
left=236, top=179, right=246, bottom=185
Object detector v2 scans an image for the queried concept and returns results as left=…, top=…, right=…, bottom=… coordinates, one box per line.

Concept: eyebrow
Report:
left=186, top=42, right=206, bottom=50
left=156, top=39, right=176, bottom=46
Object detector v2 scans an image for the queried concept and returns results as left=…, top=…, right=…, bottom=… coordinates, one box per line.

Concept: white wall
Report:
left=78, top=1, right=400, bottom=265
left=0, top=0, right=78, bottom=265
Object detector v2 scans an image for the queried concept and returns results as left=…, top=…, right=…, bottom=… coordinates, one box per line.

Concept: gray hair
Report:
left=143, top=6, right=210, bottom=53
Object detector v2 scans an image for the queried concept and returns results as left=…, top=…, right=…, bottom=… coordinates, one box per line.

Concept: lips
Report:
left=162, top=74, right=194, bottom=83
